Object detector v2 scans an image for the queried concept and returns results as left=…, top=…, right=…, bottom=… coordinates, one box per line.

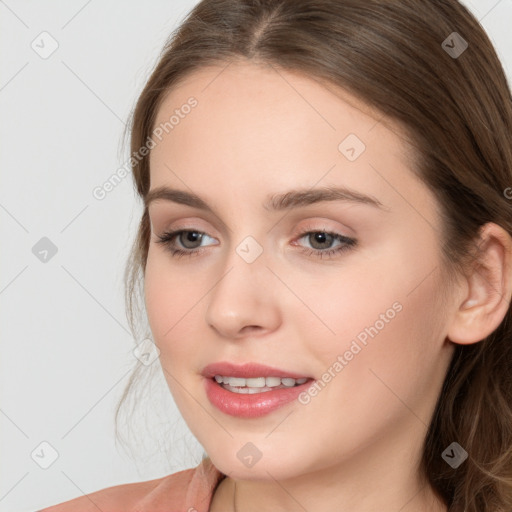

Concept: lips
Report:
left=201, top=361, right=315, bottom=418
left=201, top=361, right=312, bottom=379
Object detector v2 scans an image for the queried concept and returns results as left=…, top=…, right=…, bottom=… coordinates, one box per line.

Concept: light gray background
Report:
left=1, top=1, right=511, bottom=511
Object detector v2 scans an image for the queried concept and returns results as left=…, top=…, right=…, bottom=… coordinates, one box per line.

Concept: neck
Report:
left=219, top=471, right=447, bottom=512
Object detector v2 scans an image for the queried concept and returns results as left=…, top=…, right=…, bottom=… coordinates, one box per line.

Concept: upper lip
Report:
left=201, top=361, right=312, bottom=379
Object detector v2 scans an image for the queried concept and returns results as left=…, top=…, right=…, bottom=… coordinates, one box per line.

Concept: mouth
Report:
left=202, top=362, right=315, bottom=418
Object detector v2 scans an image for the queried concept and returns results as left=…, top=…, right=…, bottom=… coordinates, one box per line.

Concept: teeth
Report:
left=223, top=386, right=268, bottom=394
left=265, top=376, right=282, bottom=387
left=228, top=377, right=246, bottom=387
left=246, top=377, right=266, bottom=387
left=213, top=375, right=309, bottom=388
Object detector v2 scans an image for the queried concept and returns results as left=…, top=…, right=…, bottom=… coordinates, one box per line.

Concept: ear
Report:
left=447, top=222, right=512, bottom=345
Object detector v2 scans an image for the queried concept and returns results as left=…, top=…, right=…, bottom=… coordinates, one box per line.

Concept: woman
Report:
left=40, top=0, right=512, bottom=510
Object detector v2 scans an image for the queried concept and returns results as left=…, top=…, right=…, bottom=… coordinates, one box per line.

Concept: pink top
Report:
left=38, top=457, right=226, bottom=512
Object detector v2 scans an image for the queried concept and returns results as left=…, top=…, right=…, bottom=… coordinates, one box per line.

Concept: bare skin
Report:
left=143, top=60, right=512, bottom=512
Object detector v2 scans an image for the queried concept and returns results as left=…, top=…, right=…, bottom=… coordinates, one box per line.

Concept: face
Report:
left=144, top=60, right=456, bottom=481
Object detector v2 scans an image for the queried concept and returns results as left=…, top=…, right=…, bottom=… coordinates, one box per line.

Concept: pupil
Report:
left=182, top=231, right=201, bottom=248
left=311, top=232, right=331, bottom=249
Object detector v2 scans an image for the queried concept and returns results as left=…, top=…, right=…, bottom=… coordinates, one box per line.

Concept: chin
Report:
left=208, top=447, right=307, bottom=481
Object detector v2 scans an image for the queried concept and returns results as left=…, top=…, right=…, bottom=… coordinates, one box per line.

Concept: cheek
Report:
left=144, top=249, right=203, bottom=358
left=144, top=254, right=208, bottom=413
left=309, top=255, right=446, bottom=430
left=290, top=253, right=402, bottom=359
left=304, top=233, right=444, bottom=371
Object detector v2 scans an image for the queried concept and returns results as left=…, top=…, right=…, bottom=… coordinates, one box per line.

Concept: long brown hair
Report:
left=115, top=1, right=512, bottom=510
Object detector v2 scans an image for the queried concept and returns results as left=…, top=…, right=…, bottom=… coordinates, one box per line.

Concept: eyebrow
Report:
left=144, top=185, right=387, bottom=212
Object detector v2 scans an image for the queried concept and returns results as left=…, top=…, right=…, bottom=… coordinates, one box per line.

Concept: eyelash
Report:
left=155, top=227, right=357, bottom=260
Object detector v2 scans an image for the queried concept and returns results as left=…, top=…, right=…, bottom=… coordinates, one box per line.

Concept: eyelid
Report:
left=293, top=219, right=354, bottom=238
left=149, top=210, right=231, bottom=237
left=157, top=218, right=353, bottom=242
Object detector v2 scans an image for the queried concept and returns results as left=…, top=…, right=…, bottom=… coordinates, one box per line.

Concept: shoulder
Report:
left=37, top=465, right=198, bottom=512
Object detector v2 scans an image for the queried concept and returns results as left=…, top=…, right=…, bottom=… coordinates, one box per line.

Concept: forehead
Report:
left=147, top=60, right=431, bottom=219
left=152, top=60, right=410, bottom=140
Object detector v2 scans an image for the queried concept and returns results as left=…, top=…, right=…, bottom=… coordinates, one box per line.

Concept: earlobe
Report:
left=447, top=223, right=512, bottom=345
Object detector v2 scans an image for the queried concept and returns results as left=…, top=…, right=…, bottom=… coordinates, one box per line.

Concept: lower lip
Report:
left=204, top=377, right=313, bottom=418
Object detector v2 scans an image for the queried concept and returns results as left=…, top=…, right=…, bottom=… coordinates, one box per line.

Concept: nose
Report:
left=204, top=249, right=282, bottom=340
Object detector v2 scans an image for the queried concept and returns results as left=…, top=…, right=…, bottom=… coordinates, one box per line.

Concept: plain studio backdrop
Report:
left=1, top=1, right=511, bottom=511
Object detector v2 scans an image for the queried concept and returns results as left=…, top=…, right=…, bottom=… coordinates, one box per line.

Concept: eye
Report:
left=155, top=229, right=216, bottom=259
left=293, top=229, right=357, bottom=259
left=154, top=227, right=357, bottom=260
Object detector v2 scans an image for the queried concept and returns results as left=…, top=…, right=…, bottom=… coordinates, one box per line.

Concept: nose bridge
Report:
left=204, top=232, right=280, bottom=336
left=211, top=232, right=269, bottom=307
